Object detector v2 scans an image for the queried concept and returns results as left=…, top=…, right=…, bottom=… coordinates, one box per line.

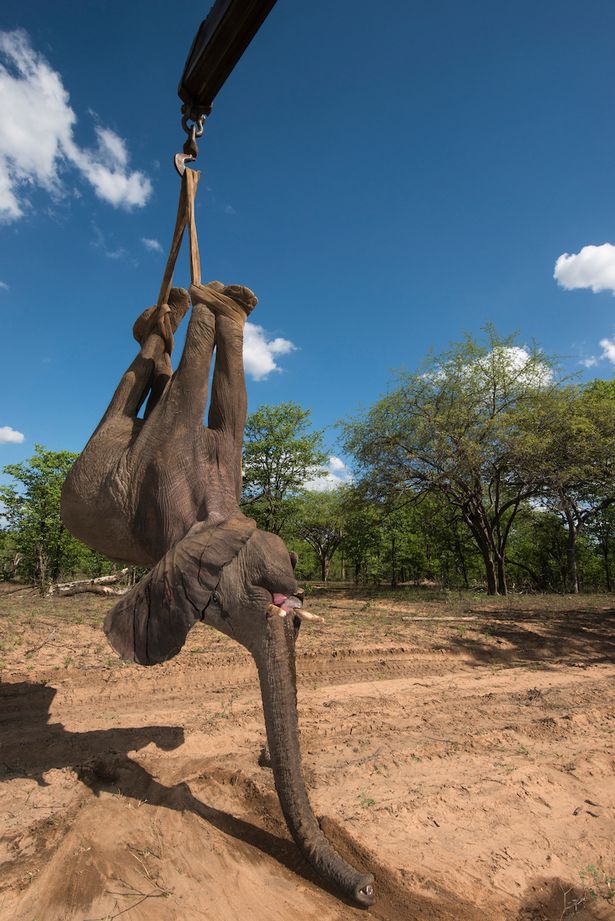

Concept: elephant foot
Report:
left=133, top=287, right=190, bottom=351
left=190, top=280, right=257, bottom=323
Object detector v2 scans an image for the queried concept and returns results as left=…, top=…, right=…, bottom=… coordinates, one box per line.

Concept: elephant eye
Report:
left=211, top=590, right=221, bottom=604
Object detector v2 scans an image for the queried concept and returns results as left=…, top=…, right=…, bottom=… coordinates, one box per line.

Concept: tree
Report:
left=518, top=380, right=615, bottom=592
left=342, top=328, right=555, bottom=595
left=337, top=487, right=384, bottom=584
left=242, top=403, right=328, bottom=534
left=587, top=504, right=615, bottom=592
left=0, top=445, right=112, bottom=591
left=292, top=490, right=344, bottom=581
left=506, top=506, right=568, bottom=592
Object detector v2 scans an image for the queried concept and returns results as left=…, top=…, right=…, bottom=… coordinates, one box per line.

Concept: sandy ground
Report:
left=0, top=585, right=614, bottom=921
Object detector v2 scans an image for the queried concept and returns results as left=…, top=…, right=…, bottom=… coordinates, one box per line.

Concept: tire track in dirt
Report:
left=2, top=595, right=614, bottom=921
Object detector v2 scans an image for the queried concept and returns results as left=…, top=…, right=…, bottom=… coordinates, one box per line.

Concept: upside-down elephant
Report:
left=61, top=279, right=375, bottom=907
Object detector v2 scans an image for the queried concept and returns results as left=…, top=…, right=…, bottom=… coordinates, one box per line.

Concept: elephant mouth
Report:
left=272, top=593, right=302, bottom=612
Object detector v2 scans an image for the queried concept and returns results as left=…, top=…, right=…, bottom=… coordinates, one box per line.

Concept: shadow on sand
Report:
left=0, top=681, right=374, bottom=912
left=448, top=607, right=615, bottom=669
left=0, top=680, right=488, bottom=920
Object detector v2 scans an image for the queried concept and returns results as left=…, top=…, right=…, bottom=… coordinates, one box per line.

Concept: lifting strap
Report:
left=158, top=168, right=202, bottom=304
left=152, top=169, right=202, bottom=352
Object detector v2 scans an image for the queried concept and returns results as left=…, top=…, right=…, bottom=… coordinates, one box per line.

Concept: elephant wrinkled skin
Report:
left=61, top=282, right=375, bottom=907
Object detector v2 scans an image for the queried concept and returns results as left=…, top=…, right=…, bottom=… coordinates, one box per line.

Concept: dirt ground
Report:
left=0, top=585, right=614, bottom=921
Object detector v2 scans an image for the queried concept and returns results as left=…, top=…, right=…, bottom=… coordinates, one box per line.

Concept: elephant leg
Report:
left=188, top=282, right=256, bottom=499
left=208, top=314, right=247, bottom=498
left=148, top=296, right=217, bottom=429
left=139, top=288, right=190, bottom=418
left=98, top=288, right=189, bottom=426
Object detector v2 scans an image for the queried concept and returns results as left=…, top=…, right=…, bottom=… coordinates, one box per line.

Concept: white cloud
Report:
left=0, top=30, right=151, bottom=220
left=473, top=346, right=552, bottom=387
left=328, top=456, right=346, bottom=472
left=141, top=237, right=163, bottom=253
left=580, top=356, right=598, bottom=368
left=223, top=203, right=236, bottom=215
left=74, top=126, right=151, bottom=209
left=600, top=337, right=615, bottom=364
left=554, top=243, right=615, bottom=295
left=305, top=456, right=353, bottom=492
left=243, top=322, right=295, bottom=380
left=0, top=280, right=8, bottom=291
left=0, top=425, right=24, bottom=444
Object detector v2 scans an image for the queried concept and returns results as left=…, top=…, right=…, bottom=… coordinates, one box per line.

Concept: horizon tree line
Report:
left=1, top=328, right=613, bottom=595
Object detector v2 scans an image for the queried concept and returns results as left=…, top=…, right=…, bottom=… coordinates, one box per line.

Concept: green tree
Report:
left=506, top=506, right=568, bottom=592
left=518, top=380, right=615, bottom=592
left=587, top=504, right=615, bottom=592
left=342, top=328, right=555, bottom=595
left=242, top=403, right=328, bottom=534
left=292, top=490, right=345, bottom=581
left=337, top=487, right=384, bottom=584
left=0, top=444, right=111, bottom=591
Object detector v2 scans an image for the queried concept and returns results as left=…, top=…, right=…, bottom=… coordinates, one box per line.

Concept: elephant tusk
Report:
left=296, top=609, right=325, bottom=623
left=266, top=603, right=324, bottom=624
left=266, top=603, right=289, bottom=618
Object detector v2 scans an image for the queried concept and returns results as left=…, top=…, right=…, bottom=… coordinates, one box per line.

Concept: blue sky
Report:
left=1, top=0, right=614, bottom=484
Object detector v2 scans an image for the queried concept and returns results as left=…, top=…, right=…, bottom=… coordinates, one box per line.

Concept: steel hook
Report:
left=175, top=113, right=206, bottom=176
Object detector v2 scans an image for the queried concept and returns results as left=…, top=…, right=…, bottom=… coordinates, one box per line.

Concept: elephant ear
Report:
left=104, top=515, right=256, bottom=665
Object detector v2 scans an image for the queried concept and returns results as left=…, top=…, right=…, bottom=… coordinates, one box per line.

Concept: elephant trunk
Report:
left=254, top=608, right=375, bottom=907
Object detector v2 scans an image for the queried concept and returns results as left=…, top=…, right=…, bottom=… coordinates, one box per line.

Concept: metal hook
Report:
left=175, top=112, right=207, bottom=176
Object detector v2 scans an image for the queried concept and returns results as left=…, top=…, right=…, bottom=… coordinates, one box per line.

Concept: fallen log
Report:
left=47, top=569, right=129, bottom=598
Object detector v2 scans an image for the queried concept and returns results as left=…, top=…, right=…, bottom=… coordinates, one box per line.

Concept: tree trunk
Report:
left=564, top=510, right=579, bottom=594
left=320, top=554, right=330, bottom=582
left=464, top=512, right=500, bottom=595
left=496, top=555, right=508, bottom=596
left=566, top=538, right=579, bottom=594
left=390, top=535, right=397, bottom=588
left=255, top=612, right=374, bottom=906
left=477, top=543, right=498, bottom=595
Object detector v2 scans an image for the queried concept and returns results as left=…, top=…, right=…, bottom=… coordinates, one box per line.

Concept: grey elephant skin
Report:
left=61, top=282, right=375, bottom=907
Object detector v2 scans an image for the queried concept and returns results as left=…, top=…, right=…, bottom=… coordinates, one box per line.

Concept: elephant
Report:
left=61, top=280, right=375, bottom=907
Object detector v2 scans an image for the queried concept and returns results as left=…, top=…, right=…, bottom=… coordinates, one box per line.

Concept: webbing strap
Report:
left=156, top=169, right=202, bottom=308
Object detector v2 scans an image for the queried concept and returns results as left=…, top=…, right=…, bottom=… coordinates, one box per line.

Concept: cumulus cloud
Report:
left=305, top=456, right=353, bottom=492
left=0, top=30, right=151, bottom=220
left=468, top=345, right=552, bottom=387
left=554, top=243, right=615, bottom=295
left=600, top=337, right=615, bottom=364
left=498, top=346, right=552, bottom=385
left=243, top=322, right=295, bottom=380
left=141, top=237, right=163, bottom=253
left=0, top=425, right=24, bottom=444
left=74, top=126, right=151, bottom=209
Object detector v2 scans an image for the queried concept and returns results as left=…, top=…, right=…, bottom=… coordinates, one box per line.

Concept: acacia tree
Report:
left=518, top=380, right=615, bottom=593
left=342, top=328, right=555, bottom=595
left=241, top=402, right=328, bottom=534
